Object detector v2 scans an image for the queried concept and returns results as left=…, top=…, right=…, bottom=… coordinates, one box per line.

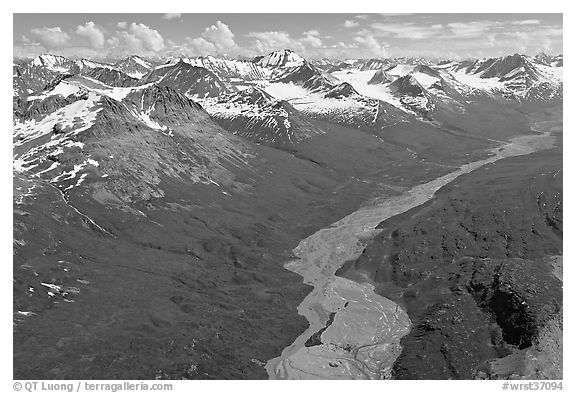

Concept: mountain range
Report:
left=13, top=48, right=563, bottom=380
left=14, top=50, right=562, bottom=139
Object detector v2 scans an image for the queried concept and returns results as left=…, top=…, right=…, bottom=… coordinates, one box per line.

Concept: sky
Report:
left=13, top=13, right=563, bottom=60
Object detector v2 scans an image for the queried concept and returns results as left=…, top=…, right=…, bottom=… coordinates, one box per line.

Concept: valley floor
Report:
left=267, top=107, right=562, bottom=379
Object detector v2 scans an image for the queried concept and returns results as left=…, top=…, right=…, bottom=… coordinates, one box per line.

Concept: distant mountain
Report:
left=357, top=57, right=430, bottom=71
left=84, top=67, right=139, bottom=88
left=367, top=69, right=396, bottom=85
left=254, top=49, right=305, bottom=68
left=144, top=61, right=233, bottom=99
left=114, top=55, right=153, bottom=79
left=13, top=58, right=71, bottom=113
left=451, top=53, right=563, bottom=101
left=271, top=61, right=336, bottom=92
left=185, top=55, right=270, bottom=82
left=323, top=82, right=360, bottom=99
left=412, top=64, right=442, bottom=78
left=534, top=52, right=563, bottom=67
left=202, top=87, right=324, bottom=148
left=290, top=86, right=411, bottom=132
left=327, top=60, right=357, bottom=73
left=360, top=58, right=394, bottom=71
left=74, top=58, right=116, bottom=73
left=388, top=75, right=434, bottom=119
left=30, top=54, right=78, bottom=73
left=13, top=49, right=564, bottom=146
left=310, top=58, right=335, bottom=71
left=13, top=55, right=117, bottom=103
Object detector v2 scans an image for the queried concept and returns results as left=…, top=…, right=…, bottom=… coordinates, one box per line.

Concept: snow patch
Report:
left=451, top=71, right=506, bottom=92
left=28, top=81, right=82, bottom=101
left=330, top=70, right=408, bottom=112
left=386, top=64, right=416, bottom=77
left=14, top=91, right=102, bottom=144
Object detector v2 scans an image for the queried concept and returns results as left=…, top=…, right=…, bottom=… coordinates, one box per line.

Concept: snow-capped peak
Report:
left=114, top=55, right=153, bottom=79
left=130, top=55, right=152, bottom=68
left=255, top=49, right=305, bottom=68
left=31, top=54, right=74, bottom=72
left=324, top=82, right=360, bottom=99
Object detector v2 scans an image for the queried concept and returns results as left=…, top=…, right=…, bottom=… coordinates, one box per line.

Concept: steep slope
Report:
left=185, top=56, right=270, bottom=82
left=270, top=61, right=336, bottom=93
left=114, top=55, right=153, bottom=78
left=74, top=58, right=117, bottom=73
left=14, top=78, right=252, bottom=202
left=83, top=67, right=139, bottom=87
left=327, top=60, right=357, bottom=73
left=201, top=87, right=324, bottom=149
left=299, top=87, right=411, bottom=131
left=360, top=58, right=394, bottom=71
left=388, top=75, right=434, bottom=119
left=368, top=69, right=396, bottom=84
left=13, top=59, right=69, bottom=103
left=255, top=49, right=305, bottom=68
left=13, top=55, right=117, bottom=105
left=322, top=82, right=360, bottom=99
left=310, top=58, right=335, bottom=71
left=144, top=61, right=233, bottom=98
left=29, top=54, right=78, bottom=73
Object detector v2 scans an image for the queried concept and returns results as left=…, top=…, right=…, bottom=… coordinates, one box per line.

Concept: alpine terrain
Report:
left=13, top=41, right=562, bottom=381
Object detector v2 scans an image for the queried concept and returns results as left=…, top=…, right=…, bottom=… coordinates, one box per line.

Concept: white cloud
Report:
left=29, top=26, right=70, bottom=49
left=75, top=21, right=105, bottom=49
left=446, top=21, right=500, bottom=37
left=114, top=32, right=142, bottom=52
left=186, top=37, right=217, bottom=55
left=162, top=13, right=182, bottom=20
left=14, top=43, right=103, bottom=59
left=202, top=21, right=236, bottom=51
left=371, top=22, right=444, bottom=39
left=301, top=31, right=323, bottom=48
left=247, top=31, right=293, bottom=53
left=497, top=26, right=563, bottom=53
left=344, top=20, right=359, bottom=28
left=246, top=29, right=325, bottom=55
left=17, top=16, right=561, bottom=61
left=540, top=27, right=563, bottom=37
left=113, top=22, right=165, bottom=52
left=511, top=19, right=541, bottom=25
left=184, top=20, right=239, bottom=56
left=303, top=30, right=320, bottom=36
left=353, top=34, right=388, bottom=57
